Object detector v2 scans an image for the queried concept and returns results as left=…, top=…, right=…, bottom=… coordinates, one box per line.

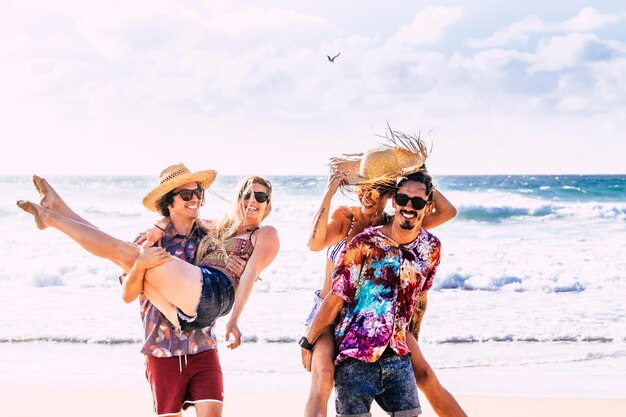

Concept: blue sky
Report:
left=1, top=1, right=625, bottom=175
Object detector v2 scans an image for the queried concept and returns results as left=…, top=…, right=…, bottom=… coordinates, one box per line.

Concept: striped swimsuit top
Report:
left=326, top=209, right=355, bottom=265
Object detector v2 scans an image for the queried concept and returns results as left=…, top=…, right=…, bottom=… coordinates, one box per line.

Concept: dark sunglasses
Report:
left=394, top=193, right=429, bottom=210
left=242, top=191, right=270, bottom=203
left=172, top=188, right=204, bottom=201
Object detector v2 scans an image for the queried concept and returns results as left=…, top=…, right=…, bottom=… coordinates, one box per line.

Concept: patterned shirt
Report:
left=137, top=222, right=218, bottom=357
left=331, top=226, right=440, bottom=365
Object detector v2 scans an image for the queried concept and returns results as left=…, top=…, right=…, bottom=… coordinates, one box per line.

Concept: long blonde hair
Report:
left=195, top=176, right=272, bottom=262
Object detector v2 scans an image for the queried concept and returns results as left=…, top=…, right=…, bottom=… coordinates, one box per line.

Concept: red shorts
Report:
left=145, top=349, right=223, bottom=416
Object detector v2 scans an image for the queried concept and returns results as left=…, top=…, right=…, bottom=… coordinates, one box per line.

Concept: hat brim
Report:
left=142, top=170, right=217, bottom=212
left=330, top=156, right=400, bottom=188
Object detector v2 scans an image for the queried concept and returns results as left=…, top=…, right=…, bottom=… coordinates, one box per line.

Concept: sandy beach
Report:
left=1, top=341, right=624, bottom=417
left=3, top=386, right=626, bottom=416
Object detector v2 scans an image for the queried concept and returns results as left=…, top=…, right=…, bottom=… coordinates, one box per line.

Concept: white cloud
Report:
left=469, top=7, right=626, bottom=49
left=557, top=96, right=587, bottom=112
left=559, top=7, right=626, bottom=32
left=468, top=16, right=547, bottom=49
left=530, top=33, right=599, bottom=72
left=387, top=6, right=463, bottom=48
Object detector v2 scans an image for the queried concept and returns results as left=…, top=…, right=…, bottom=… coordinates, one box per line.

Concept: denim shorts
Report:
left=334, top=352, right=420, bottom=417
left=178, top=267, right=235, bottom=331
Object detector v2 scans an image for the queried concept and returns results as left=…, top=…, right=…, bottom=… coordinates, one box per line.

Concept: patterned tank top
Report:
left=196, top=228, right=258, bottom=289
left=326, top=208, right=355, bottom=264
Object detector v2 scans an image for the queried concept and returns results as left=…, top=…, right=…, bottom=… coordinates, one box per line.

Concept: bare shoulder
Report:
left=252, top=226, right=280, bottom=258
left=330, top=205, right=354, bottom=222
left=255, top=225, right=279, bottom=244
left=258, top=224, right=278, bottom=236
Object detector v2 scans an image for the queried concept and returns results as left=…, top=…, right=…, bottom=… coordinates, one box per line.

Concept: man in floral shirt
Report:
left=301, top=171, right=440, bottom=417
left=124, top=164, right=245, bottom=417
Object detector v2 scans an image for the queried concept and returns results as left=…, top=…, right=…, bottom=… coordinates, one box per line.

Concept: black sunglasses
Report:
left=172, top=188, right=204, bottom=201
left=242, top=191, right=270, bottom=203
left=394, top=193, right=429, bottom=210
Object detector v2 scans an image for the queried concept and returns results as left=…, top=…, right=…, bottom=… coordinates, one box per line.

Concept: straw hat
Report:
left=330, top=127, right=429, bottom=188
left=142, top=163, right=217, bottom=212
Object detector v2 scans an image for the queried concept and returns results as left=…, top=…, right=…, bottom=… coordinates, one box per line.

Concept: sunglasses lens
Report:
left=395, top=194, right=427, bottom=209
left=176, top=188, right=203, bottom=201
left=412, top=198, right=427, bottom=210
left=254, top=192, right=269, bottom=203
left=243, top=192, right=269, bottom=203
left=394, top=194, right=409, bottom=206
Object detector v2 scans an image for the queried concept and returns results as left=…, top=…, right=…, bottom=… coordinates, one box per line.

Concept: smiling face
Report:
left=357, top=187, right=390, bottom=218
left=168, top=181, right=203, bottom=222
left=392, top=180, right=432, bottom=231
left=240, top=181, right=271, bottom=225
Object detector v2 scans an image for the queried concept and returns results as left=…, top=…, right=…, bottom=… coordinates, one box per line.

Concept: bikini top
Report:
left=326, top=208, right=355, bottom=264
left=196, top=227, right=259, bottom=289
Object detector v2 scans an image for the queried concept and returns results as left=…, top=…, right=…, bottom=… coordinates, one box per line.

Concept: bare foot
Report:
left=16, top=200, right=48, bottom=230
left=33, top=175, right=63, bottom=211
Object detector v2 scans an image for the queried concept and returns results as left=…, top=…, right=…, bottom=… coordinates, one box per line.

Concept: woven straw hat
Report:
left=330, top=128, right=429, bottom=188
left=142, top=163, right=217, bottom=212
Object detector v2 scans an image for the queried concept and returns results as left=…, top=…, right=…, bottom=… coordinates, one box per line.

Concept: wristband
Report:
left=154, top=223, right=166, bottom=232
left=298, top=336, right=315, bottom=351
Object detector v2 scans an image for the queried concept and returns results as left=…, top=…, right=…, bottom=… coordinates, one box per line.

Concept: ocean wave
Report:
left=2, top=334, right=617, bottom=346
left=439, top=175, right=625, bottom=202
left=83, top=207, right=144, bottom=217
left=435, top=335, right=616, bottom=344
left=455, top=202, right=626, bottom=223
left=0, top=336, right=142, bottom=344
left=32, top=271, right=67, bottom=287
left=456, top=205, right=555, bottom=222
left=433, top=273, right=586, bottom=293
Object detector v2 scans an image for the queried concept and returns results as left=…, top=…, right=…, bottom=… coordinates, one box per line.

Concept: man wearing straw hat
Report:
left=128, top=163, right=244, bottom=417
left=301, top=169, right=441, bottom=417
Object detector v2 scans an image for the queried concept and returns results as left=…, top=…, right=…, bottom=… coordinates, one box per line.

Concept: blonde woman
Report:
left=302, top=131, right=466, bottom=417
left=17, top=175, right=279, bottom=348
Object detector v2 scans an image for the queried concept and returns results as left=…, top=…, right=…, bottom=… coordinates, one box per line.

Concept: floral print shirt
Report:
left=331, top=226, right=440, bottom=365
left=137, top=222, right=218, bottom=357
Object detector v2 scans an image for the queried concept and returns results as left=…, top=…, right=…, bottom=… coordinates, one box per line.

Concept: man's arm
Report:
left=301, top=294, right=345, bottom=371
left=121, top=243, right=171, bottom=303
left=408, top=291, right=428, bottom=340
left=422, top=188, right=456, bottom=230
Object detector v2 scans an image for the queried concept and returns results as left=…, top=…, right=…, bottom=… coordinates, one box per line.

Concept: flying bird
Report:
left=327, top=52, right=341, bottom=63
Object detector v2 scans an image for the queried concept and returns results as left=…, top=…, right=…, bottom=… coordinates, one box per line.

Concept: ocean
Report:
left=1, top=174, right=625, bottom=397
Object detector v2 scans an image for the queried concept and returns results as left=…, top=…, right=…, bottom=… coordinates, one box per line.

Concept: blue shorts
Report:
left=178, top=267, right=235, bottom=331
left=334, top=352, right=421, bottom=417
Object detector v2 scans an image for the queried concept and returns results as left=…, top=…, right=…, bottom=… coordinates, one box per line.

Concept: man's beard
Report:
left=400, top=221, right=415, bottom=230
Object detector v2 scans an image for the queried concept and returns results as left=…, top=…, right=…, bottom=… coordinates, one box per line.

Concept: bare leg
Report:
left=18, top=200, right=137, bottom=269
left=32, top=175, right=95, bottom=227
left=407, top=333, right=467, bottom=417
left=195, top=401, right=223, bottom=417
left=17, top=200, right=202, bottom=317
left=304, top=327, right=335, bottom=417
left=142, top=281, right=180, bottom=327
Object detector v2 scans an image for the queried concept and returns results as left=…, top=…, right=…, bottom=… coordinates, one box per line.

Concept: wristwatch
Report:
left=298, top=336, right=315, bottom=351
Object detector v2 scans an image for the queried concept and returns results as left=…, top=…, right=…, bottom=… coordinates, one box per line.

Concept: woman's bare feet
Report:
left=16, top=200, right=49, bottom=230
left=33, top=175, right=64, bottom=212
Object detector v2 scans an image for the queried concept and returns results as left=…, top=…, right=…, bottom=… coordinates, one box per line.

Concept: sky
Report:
left=1, top=0, right=625, bottom=175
